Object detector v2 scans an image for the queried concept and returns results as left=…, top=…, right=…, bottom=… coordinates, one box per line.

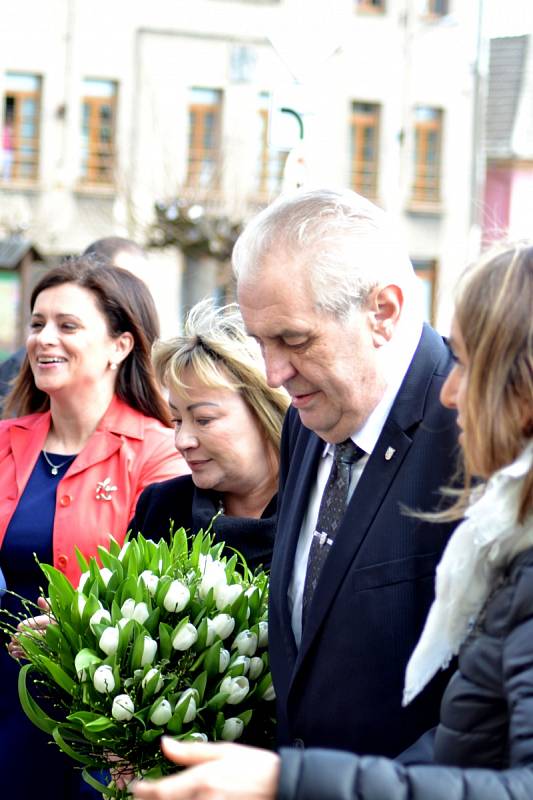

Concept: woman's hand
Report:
left=131, top=738, right=280, bottom=800
left=8, top=597, right=53, bottom=660
left=106, top=751, right=136, bottom=791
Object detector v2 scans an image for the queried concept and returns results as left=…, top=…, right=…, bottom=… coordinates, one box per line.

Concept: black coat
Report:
left=277, top=547, right=533, bottom=800
left=271, top=325, right=460, bottom=756
left=129, top=475, right=276, bottom=573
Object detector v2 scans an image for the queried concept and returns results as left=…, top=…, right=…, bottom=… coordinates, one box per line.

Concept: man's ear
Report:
left=368, top=284, right=403, bottom=346
left=113, top=331, right=135, bottom=365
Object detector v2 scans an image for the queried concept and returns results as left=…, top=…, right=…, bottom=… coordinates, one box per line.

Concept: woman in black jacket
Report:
left=132, top=243, right=533, bottom=800
left=129, top=299, right=289, bottom=573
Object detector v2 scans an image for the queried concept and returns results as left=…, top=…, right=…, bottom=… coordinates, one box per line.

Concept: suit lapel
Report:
left=292, top=325, right=447, bottom=677
left=272, top=428, right=323, bottom=666
left=295, top=421, right=413, bottom=670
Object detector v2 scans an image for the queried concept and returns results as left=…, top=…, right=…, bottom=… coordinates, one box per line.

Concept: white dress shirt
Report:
left=288, top=323, right=422, bottom=646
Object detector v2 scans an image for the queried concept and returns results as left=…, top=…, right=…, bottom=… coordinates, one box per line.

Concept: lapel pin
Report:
left=385, top=446, right=396, bottom=461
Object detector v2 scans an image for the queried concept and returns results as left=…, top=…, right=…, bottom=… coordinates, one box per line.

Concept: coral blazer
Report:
left=0, top=396, right=185, bottom=586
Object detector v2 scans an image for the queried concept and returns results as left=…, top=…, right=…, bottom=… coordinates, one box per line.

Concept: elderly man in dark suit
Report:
left=131, top=188, right=460, bottom=800
left=233, top=188, right=458, bottom=757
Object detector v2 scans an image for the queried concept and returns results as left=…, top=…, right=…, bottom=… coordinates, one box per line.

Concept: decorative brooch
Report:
left=95, top=478, right=118, bottom=501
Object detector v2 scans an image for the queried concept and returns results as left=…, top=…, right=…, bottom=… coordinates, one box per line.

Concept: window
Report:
left=186, top=88, right=222, bottom=190
left=2, top=72, right=41, bottom=181
left=356, top=0, right=385, bottom=12
left=255, top=93, right=288, bottom=197
left=349, top=101, right=380, bottom=199
left=81, top=79, right=117, bottom=185
left=427, top=0, right=449, bottom=15
left=412, top=258, right=437, bottom=323
left=412, top=106, right=442, bottom=204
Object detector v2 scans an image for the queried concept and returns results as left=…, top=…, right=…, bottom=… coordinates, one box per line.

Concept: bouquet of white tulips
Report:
left=2, top=526, right=274, bottom=798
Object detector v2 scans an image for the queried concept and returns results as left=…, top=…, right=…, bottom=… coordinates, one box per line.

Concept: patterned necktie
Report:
left=302, top=438, right=365, bottom=627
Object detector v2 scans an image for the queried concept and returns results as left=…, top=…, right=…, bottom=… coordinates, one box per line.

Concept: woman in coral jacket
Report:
left=132, top=243, right=533, bottom=800
left=0, top=257, right=186, bottom=800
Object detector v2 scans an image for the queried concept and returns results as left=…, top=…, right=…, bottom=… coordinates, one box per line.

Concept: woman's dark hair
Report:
left=3, top=257, right=171, bottom=425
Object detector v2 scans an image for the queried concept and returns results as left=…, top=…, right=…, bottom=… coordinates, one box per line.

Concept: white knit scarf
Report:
left=403, top=441, right=533, bottom=706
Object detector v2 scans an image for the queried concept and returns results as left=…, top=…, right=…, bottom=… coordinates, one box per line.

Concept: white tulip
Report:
left=140, top=570, right=159, bottom=596
left=261, top=681, right=276, bottom=702
left=172, top=623, right=198, bottom=651
left=78, top=572, right=90, bottom=591
left=141, top=636, right=158, bottom=666
left=112, top=694, right=135, bottom=721
left=117, top=541, right=130, bottom=561
left=248, top=657, right=264, bottom=680
left=120, top=598, right=136, bottom=618
left=232, top=630, right=257, bottom=657
left=99, top=626, right=120, bottom=656
left=221, top=717, right=244, bottom=741
left=205, top=618, right=216, bottom=647
left=214, top=583, right=243, bottom=611
left=89, top=609, right=111, bottom=634
left=99, top=568, right=113, bottom=586
left=163, top=580, right=190, bottom=613
left=257, top=620, right=268, bottom=648
left=117, top=617, right=130, bottom=629
left=93, top=665, right=115, bottom=694
left=150, top=699, right=172, bottom=726
left=142, top=667, right=163, bottom=693
left=74, top=649, right=99, bottom=681
left=211, top=614, right=235, bottom=640
left=219, top=648, right=230, bottom=672
left=198, top=555, right=227, bottom=599
left=178, top=689, right=197, bottom=724
left=220, top=675, right=249, bottom=705
left=132, top=602, right=150, bottom=625
left=232, top=655, right=250, bottom=674
left=77, top=593, right=87, bottom=616
left=188, top=733, right=208, bottom=742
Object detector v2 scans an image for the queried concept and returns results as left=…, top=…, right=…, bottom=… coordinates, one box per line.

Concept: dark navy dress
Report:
left=0, top=452, right=100, bottom=799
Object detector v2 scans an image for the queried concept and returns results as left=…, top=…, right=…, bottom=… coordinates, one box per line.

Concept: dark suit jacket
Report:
left=270, top=325, right=459, bottom=757
left=129, top=475, right=276, bottom=573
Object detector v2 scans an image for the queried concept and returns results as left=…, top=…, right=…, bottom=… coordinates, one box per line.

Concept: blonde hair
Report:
left=152, top=299, right=289, bottom=457
left=447, top=242, right=533, bottom=524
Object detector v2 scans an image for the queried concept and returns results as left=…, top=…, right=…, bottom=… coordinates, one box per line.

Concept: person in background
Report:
left=130, top=298, right=290, bottom=573
left=0, top=236, right=149, bottom=410
left=0, top=257, right=187, bottom=800
left=83, top=235, right=148, bottom=276
left=131, top=242, right=533, bottom=800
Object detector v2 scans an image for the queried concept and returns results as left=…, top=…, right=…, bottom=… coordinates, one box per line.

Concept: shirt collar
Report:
left=322, top=322, right=422, bottom=459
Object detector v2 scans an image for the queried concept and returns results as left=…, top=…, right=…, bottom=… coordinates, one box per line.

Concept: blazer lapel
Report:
left=10, top=415, right=50, bottom=494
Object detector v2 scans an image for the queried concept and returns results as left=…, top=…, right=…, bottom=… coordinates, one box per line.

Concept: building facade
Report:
left=483, top=34, right=533, bottom=247
left=0, top=0, right=483, bottom=346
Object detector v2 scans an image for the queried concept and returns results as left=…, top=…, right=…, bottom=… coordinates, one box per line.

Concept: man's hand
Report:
left=131, top=737, right=280, bottom=800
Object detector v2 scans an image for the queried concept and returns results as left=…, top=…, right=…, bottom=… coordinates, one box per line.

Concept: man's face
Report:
left=238, top=256, right=387, bottom=443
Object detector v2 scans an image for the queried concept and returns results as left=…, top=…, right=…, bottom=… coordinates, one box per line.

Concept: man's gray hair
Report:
left=233, top=188, right=416, bottom=317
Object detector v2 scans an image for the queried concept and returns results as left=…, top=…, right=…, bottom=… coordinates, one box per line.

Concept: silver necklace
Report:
left=42, top=450, right=74, bottom=476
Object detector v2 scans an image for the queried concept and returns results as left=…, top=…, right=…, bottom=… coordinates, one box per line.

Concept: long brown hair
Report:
left=3, top=257, right=171, bottom=426
left=447, top=243, right=533, bottom=523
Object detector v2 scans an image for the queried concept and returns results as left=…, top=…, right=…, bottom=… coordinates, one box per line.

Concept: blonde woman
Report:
left=130, top=300, right=289, bottom=572
left=133, top=243, right=533, bottom=800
